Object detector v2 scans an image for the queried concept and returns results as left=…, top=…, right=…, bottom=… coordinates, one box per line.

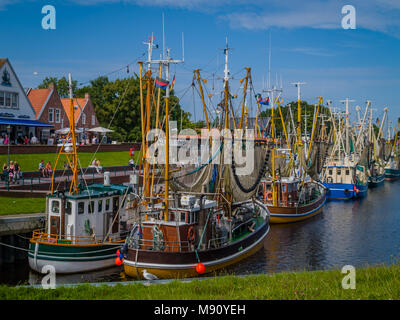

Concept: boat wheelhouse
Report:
left=29, top=182, right=132, bottom=274
left=322, top=162, right=368, bottom=200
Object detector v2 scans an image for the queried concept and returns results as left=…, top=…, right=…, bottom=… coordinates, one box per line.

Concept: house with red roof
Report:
left=60, top=93, right=100, bottom=143
left=27, top=82, right=69, bottom=143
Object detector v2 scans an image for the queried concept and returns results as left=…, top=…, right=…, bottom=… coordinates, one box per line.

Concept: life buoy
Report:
left=266, top=192, right=273, bottom=201
left=188, top=226, right=195, bottom=242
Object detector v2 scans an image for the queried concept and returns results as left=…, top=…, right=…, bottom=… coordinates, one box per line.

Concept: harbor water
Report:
left=1, top=180, right=400, bottom=286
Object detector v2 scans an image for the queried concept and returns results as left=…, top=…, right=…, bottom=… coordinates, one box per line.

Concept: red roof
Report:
left=61, top=98, right=87, bottom=124
left=27, top=88, right=52, bottom=119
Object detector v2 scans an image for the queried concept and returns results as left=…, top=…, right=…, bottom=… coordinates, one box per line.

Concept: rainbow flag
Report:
left=155, top=77, right=169, bottom=89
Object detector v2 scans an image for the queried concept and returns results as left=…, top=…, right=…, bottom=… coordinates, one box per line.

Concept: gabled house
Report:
left=61, top=93, right=100, bottom=143
left=27, top=83, right=69, bottom=143
left=0, top=58, right=52, bottom=144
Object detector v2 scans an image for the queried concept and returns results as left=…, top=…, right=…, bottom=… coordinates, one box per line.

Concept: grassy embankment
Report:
left=0, top=151, right=140, bottom=172
left=1, top=264, right=399, bottom=300
left=0, top=197, right=45, bottom=216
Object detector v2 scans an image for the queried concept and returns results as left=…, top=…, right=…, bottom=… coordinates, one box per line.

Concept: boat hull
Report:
left=123, top=220, right=269, bottom=279
left=385, top=168, right=400, bottom=181
left=323, top=182, right=368, bottom=200
left=28, top=241, right=121, bottom=274
left=268, top=193, right=326, bottom=224
left=368, top=174, right=385, bottom=187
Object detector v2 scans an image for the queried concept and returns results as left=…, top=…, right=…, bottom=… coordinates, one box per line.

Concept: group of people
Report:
left=38, top=160, right=53, bottom=178
left=0, top=134, right=39, bottom=145
left=2, top=161, right=22, bottom=184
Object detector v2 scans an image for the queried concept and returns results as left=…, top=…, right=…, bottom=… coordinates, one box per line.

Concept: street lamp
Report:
left=6, top=125, right=11, bottom=165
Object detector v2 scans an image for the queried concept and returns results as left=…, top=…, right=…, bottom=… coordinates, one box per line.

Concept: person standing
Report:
left=14, top=161, right=21, bottom=183
left=4, top=134, right=9, bottom=145
left=39, top=160, right=45, bottom=177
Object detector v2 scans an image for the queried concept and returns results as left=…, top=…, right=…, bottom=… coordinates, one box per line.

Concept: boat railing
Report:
left=207, top=235, right=229, bottom=248
left=137, top=238, right=191, bottom=251
left=31, top=230, right=124, bottom=245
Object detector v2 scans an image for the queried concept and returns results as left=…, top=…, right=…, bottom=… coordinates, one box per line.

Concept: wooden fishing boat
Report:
left=28, top=74, right=132, bottom=274
left=258, top=178, right=326, bottom=223
left=121, top=37, right=270, bottom=279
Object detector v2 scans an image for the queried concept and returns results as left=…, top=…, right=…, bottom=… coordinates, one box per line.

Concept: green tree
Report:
left=37, top=76, right=78, bottom=98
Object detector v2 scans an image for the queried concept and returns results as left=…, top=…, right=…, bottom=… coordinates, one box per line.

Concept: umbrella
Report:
left=87, top=127, right=114, bottom=133
left=55, top=127, right=83, bottom=134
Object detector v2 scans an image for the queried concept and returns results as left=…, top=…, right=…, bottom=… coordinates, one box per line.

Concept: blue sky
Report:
left=1, top=0, right=400, bottom=126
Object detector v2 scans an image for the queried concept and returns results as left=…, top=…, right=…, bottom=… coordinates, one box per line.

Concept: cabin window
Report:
left=282, top=184, right=286, bottom=193
left=329, top=169, right=333, bottom=175
left=65, top=201, right=72, bottom=215
left=346, top=169, right=350, bottom=175
left=78, top=202, right=85, bottom=214
left=98, top=200, right=103, bottom=213
left=105, top=199, right=110, bottom=211
left=180, top=212, right=186, bottom=222
left=337, top=169, right=341, bottom=175
left=88, top=201, right=95, bottom=214
left=51, top=200, right=60, bottom=213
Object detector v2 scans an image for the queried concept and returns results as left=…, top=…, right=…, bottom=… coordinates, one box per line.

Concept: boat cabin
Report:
left=45, top=183, right=131, bottom=244
left=258, top=178, right=299, bottom=207
left=323, top=165, right=355, bottom=184
left=132, top=195, right=217, bottom=253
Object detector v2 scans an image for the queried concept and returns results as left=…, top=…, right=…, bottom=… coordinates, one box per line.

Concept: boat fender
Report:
left=188, top=226, right=195, bottom=242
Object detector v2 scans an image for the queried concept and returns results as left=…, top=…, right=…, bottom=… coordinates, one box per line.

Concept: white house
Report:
left=0, top=58, right=52, bottom=144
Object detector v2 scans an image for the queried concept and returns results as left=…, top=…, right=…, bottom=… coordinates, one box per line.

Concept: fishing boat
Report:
left=121, top=37, right=270, bottom=279
left=384, top=118, right=400, bottom=181
left=256, top=81, right=328, bottom=223
left=28, top=74, right=132, bottom=274
left=321, top=99, right=368, bottom=199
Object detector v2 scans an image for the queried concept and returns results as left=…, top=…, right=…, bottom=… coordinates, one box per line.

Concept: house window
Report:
left=98, top=200, right=103, bottom=213
left=5, top=92, right=11, bottom=107
left=92, top=115, right=95, bottom=126
left=49, top=108, right=54, bottom=122
left=0, top=91, right=4, bottom=106
left=55, top=109, right=61, bottom=123
left=78, top=202, right=85, bottom=214
left=82, top=113, right=86, bottom=125
left=11, top=93, right=18, bottom=109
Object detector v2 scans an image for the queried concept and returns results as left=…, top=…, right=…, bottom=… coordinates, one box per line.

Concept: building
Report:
left=27, top=83, right=69, bottom=144
left=61, top=93, right=100, bottom=144
left=0, top=58, right=52, bottom=144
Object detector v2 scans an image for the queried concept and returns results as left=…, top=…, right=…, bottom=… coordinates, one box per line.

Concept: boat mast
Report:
left=292, top=82, right=306, bottom=171
left=223, top=37, right=230, bottom=130
left=340, top=98, right=355, bottom=161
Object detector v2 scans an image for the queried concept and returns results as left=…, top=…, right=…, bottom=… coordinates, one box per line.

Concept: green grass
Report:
left=0, top=151, right=140, bottom=172
left=0, top=197, right=45, bottom=215
left=1, top=264, right=400, bottom=299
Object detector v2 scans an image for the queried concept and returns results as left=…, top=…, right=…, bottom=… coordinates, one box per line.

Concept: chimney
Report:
left=85, top=93, right=90, bottom=100
left=48, top=82, right=56, bottom=91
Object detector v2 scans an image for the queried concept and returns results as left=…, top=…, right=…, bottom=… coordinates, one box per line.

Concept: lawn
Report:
left=0, top=197, right=45, bottom=215
left=1, top=264, right=400, bottom=299
left=0, top=151, right=140, bottom=172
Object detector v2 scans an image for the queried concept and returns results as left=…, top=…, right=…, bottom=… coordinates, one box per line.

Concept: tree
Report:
left=37, top=76, right=78, bottom=98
